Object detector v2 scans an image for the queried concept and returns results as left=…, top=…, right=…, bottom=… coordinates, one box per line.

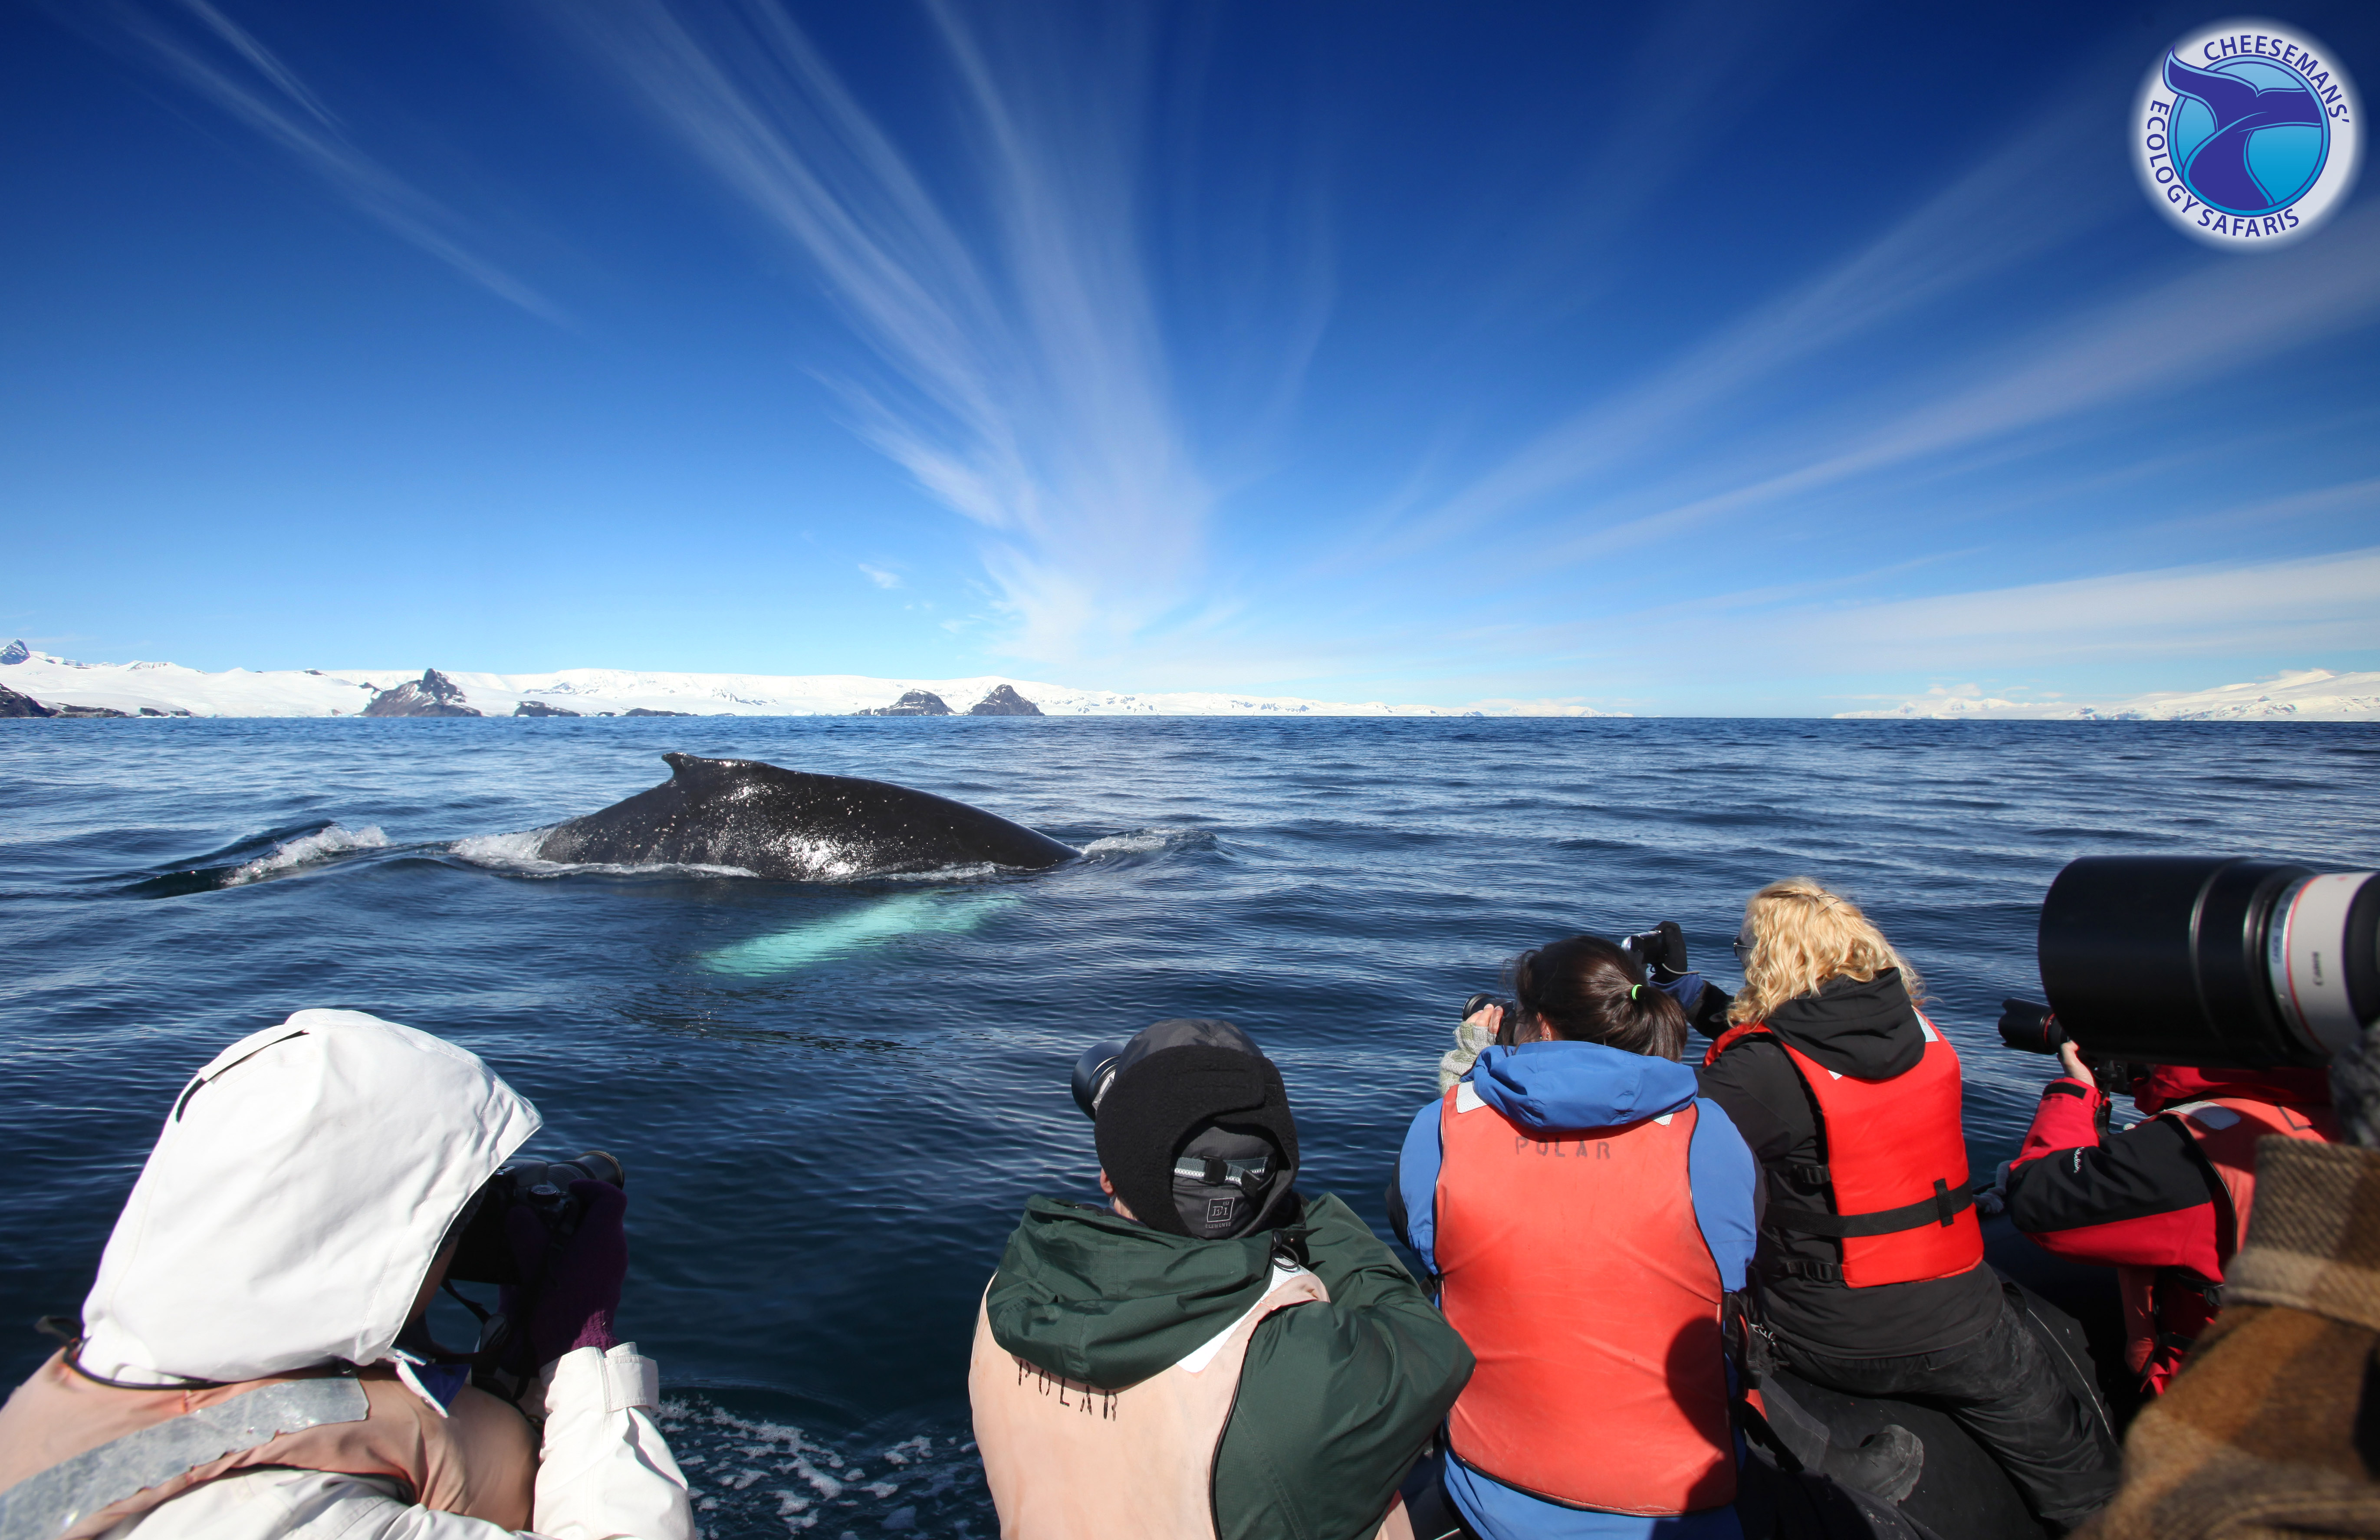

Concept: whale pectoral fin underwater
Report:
left=531, top=752, right=1078, bottom=880
left=700, top=892, right=1019, bottom=976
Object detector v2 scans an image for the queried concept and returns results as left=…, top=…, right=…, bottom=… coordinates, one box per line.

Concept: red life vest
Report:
left=1703, top=1014, right=1982, bottom=1288
left=2120, top=1097, right=2337, bottom=1394
left=1433, top=1083, right=1736, bottom=1516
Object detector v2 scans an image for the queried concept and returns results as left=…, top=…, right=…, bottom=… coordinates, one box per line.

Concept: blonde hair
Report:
left=1729, top=877, right=1922, bottom=1025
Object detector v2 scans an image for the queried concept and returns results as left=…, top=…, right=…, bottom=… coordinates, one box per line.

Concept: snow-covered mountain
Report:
left=1836, top=669, right=2380, bottom=722
left=9, top=643, right=2371, bottom=721
left=0, top=646, right=1535, bottom=719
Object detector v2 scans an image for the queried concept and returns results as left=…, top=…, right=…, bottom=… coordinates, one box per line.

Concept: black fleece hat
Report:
left=1093, top=1020, right=1299, bottom=1239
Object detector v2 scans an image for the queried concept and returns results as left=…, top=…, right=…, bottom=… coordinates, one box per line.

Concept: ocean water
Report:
left=4, top=716, right=2377, bottom=1536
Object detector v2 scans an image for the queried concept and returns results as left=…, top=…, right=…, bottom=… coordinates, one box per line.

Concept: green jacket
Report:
left=984, top=1191, right=1473, bottom=1540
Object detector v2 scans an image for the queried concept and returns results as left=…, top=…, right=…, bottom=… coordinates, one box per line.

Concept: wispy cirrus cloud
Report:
left=1375, top=91, right=2129, bottom=559
left=1530, top=198, right=2380, bottom=569
left=1796, top=544, right=2380, bottom=665
left=60, top=0, right=557, bottom=320
left=553, top=0, right=1239, bottom=666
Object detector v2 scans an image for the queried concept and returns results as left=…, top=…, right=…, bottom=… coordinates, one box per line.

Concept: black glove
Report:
left=1624, top=922, right=1691, bottom=983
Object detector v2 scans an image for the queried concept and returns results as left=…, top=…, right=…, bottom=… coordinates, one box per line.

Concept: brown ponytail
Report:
left=1512, top=935, right=1689, bottom=1060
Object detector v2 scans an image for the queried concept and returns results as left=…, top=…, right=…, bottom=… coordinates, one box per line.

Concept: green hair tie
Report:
left=1630, top=984, right=1644, bottom=1000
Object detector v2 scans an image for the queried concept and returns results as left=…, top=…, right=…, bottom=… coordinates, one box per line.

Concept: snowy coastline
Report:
left=0, top=646, right=1515, bottom=719
left=3, top=643, right=2373, bottom=721
left=1835, top=670, right=2380, bottom=722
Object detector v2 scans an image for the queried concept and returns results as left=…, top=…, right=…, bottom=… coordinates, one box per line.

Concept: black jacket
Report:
left=1693, top=969, right=2003, bottom=1359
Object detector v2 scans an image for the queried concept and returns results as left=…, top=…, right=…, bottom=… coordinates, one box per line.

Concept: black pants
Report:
left=1774, top=1290, right=2117, bottom=1533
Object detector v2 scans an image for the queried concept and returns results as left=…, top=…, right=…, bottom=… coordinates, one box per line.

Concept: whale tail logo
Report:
left=2163, top=52, right=2327, bottom=214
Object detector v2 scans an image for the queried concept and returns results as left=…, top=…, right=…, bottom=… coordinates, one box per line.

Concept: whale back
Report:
left=534, top=753, right=1076, bottom=879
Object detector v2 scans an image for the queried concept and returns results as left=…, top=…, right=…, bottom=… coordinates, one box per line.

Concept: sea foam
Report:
left=224, top=824, right=389, bottom=886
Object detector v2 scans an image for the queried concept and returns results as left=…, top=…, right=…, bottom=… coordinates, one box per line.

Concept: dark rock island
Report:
left=967, top=685, right=1042, bottom=716
left=856, top=685, right=1044, bottom=716
left=363, top=669, right=481, bottom=717
left=858, top=690, right=954, bottom=716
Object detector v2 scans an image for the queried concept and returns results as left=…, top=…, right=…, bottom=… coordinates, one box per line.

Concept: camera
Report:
left=1072, top=1037, right=1132, bottom=1120
left=1461, top=992, right=1522, bottom=1048
left=1995, top=999, right=2073, bottom=1057
left=447, top=1150, right=626, bottom=1286
left=2038, top=856, right=2380, bottom=1069
left=1620, top=925, right=1686, bottom=978
left=1995, top=999, right=2148, bottom=1096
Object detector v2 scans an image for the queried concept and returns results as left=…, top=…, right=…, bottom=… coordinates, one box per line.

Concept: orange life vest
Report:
left=1433, top=1084, right=1736, bottom=1516
left=2120, top=1097, right=2338, bottom=1394
left=1703, top=1015, right=1982, bottom=1288
left=969, top=1270, right=1413, bottom=1540
left=0, top=1352, right=535, bottom=1540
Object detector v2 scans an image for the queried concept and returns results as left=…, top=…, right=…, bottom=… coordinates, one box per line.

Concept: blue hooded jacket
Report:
left=1393, top=1039, right=1759, bottom=1540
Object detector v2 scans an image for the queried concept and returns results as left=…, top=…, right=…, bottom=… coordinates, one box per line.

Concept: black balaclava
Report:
left=1091, top=1019, right=1300, bottom=1240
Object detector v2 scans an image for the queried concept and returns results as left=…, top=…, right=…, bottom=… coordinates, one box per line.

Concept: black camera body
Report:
left=2039, top=856, right=2380, bottom=1069
left=1462, top=992, right=1522, bottom=1047
left=448, top=1150, right=625, bottom=1286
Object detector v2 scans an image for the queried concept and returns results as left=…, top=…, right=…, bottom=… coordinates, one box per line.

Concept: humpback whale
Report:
left=534, top=752, right=1077, bottom=879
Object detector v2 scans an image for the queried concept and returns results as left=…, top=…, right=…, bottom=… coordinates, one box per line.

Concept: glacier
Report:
left=0, top=646, right=1555, bottom=719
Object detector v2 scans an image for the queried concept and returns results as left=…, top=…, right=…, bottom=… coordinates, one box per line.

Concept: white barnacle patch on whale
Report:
left=447, top=828, right=759, bottom=879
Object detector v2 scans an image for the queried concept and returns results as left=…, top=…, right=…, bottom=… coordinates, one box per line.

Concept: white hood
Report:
left=77, top=1009, right=542, bottom=1385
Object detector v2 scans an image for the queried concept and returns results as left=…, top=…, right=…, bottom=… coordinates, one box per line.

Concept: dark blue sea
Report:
left=5, top=717, right=2377, bottom=1535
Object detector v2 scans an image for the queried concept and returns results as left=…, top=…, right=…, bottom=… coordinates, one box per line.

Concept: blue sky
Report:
left=4, top=0, right=2376, bottom=713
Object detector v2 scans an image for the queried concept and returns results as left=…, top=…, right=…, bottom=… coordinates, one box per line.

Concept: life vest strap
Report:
left=1759, top=1258, right=1843, bottom=1284
left=0, top=1377, right=371, bottom=1540
left=1767, top=1179, right=1971, bottom=1238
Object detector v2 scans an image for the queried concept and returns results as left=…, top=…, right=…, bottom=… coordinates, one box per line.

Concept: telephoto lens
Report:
left=1070, top=1036, right=1133, bottom=1121
left=1994, top=999, right=2068, bottom=1056
left=2038, top=856, right=2380, bottom=1068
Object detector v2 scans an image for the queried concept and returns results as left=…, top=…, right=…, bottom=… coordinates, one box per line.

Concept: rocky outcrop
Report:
left=857, top=690, right=953, bottom=717
left=363, top=669, right=482, bottom=718
left=621, top=707, right=694, bottom=717
left=515, top=701, right=581, bottom=717
left=0, top=640, right=30, bottom=666
left=0, top=686, right=128, bottom=717
left=967, top=684, right=1042, bottom=716
left=138, top=706, right=193, bottom=717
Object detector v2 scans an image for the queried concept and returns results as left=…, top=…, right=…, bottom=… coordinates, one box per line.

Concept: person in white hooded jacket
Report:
left=0, top=1009, right=694, bottom=1540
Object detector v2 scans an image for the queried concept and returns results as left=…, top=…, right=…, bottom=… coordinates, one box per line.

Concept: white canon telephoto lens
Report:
left=2040, top=857, right=2380, bottom=1069
left=2269, top=871, right=2380, bottom=1060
